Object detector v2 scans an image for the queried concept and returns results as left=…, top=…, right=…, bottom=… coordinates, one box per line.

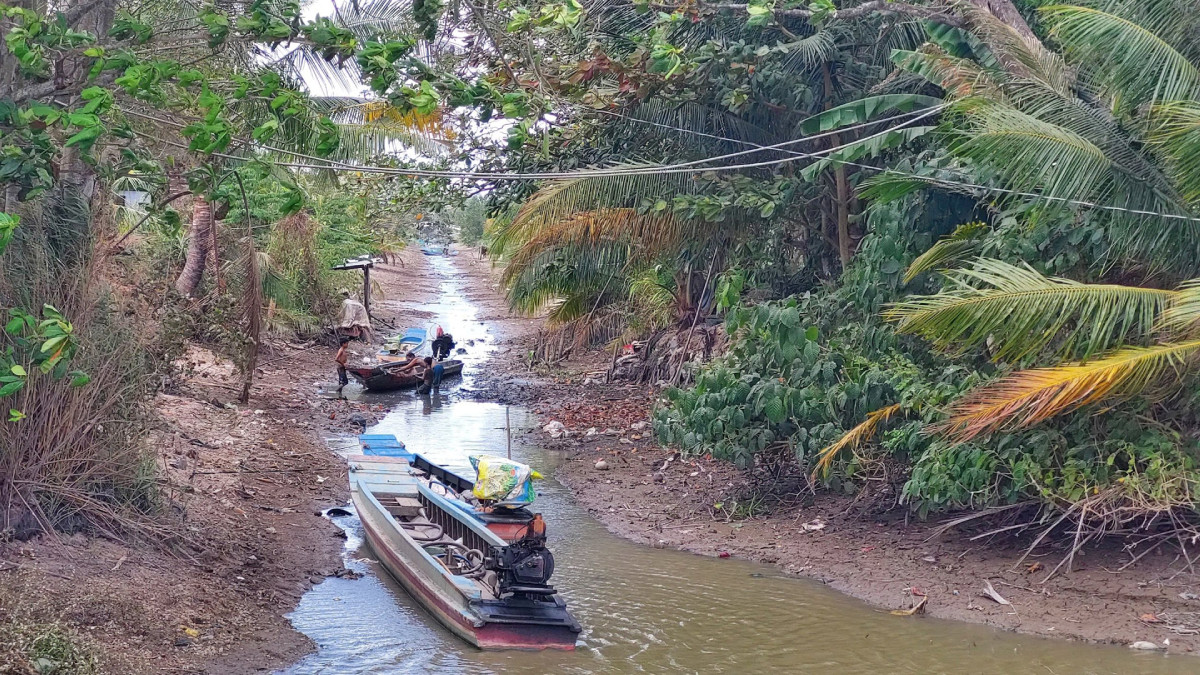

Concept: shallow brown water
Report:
left=283, top=255, right=1194, bottom=674
left=283, top=400, right=1196, bottom=675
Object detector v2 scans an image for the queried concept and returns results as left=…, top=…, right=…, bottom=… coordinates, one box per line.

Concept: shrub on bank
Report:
left=655, top=203, right=1200, bottom=522
left=0, top=198, right=159, bottom=539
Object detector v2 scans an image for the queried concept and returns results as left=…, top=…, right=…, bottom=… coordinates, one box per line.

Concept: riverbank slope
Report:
left=0, top=248, right=479, bottom=674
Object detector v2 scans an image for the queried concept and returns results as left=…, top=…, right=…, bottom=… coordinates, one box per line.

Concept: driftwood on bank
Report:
left=610, top=323, right=727, bottom=386
left=531, top=312, right=726, bottom=386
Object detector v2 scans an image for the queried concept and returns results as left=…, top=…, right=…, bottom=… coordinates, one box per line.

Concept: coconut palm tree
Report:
left=489, top=5, right=932, bottom=337
left=816, top=0, right=1200, bottom=466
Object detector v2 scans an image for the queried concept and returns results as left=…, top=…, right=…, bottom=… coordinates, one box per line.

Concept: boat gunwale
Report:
left=349, top=441, right=581, bottom=650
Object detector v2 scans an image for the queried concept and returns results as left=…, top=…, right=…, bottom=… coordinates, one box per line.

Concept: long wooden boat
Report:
left=350, top=434, right=581, bottom=650
left=347, top=359, right=463, bottom=391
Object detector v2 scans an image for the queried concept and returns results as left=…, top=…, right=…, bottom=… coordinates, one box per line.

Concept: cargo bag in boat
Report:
left=469, top=454, right=542, bottom=506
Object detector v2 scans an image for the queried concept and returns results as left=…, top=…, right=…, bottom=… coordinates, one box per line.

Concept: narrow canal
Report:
left=281, top=256, right=1194, bottom=674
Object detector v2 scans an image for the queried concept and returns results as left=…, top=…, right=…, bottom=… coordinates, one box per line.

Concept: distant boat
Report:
left=421, top=244, right=456, bottom=256
left=347, top=359, right=463, bottom=391
left=379, top=327, right=430, bottom=362
left=349, top=434, right=581, bottom=649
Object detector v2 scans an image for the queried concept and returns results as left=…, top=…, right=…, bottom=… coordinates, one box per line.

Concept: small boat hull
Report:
left=349, top=442, right=580, bottom=650
left=355, top=503, right=578, bottom=650
left=348, top=360, right=463, bottom=392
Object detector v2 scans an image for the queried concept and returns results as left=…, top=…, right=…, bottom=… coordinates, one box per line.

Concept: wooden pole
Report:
left=506, top=406, right=512, bottom=459
left=363, top=265, right=372, bottom=317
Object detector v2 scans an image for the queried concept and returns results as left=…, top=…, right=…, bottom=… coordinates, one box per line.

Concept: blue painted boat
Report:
left=348, top=434, right=580, bottom=649
left=380, top=327, right=429, bottom=362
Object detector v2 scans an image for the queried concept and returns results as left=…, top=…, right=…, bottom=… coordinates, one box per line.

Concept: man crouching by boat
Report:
left=417, top=356, right=443, bottom=394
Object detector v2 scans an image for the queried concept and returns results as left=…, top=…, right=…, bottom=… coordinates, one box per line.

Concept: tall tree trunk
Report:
left=833, top=166, right=852, bottom=268
left=822, top=63, right=854, bottom=269
left=175, top=197, right=212, bottom=296
left=208, top=217, right=224, bottom=293
left=239, top=238, right=261, bottom=404
left=967, top=0, right=1037, bottom=41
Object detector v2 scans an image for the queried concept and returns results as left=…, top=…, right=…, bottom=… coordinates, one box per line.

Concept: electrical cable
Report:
left=125, top=109, right=1200, bottom=225
left=121, top=105, right=943, bottom=178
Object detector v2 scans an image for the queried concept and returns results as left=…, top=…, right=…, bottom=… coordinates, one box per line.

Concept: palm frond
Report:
left=504, top=240, right=628, bottom=317
left=954, top=0, right=1072, bottom=94
left=885, top=258, right=1175, bottom=360
left=779, top=29, right=839, bottom=74
left=617, top=100, right=782, bottom=153
left=903, top=221, right=989, bottom=283
left=812, top=404, right=903, bottom=478
left=1159, top=279, right=1200, bottom=336
left=891, top=46, right=1004, bottom=99
left=333, top=0, right=418, bottom=40
left=1148, top=101, right=1200, bottom=208
left=491, top=171, right=696, bottom=256
left=940, top=340, right=1200, bottom=441
left=947, top=103, right=1114, bottom=203
left=502, top=208, right=684, bottom=287
left=310, top=97, right=453, bottom=157
left=1042, top=2, right=1200, bottom=107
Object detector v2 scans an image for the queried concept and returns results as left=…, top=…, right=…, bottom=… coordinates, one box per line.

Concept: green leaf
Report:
left=764, top=397, right=785, bottom=423
left=0, top=381, right=23, bottom=397
left=801, top=94, right=942, bottom=134
left=0, top=213, right=17, bottom=254
left=10, top=364, right=25, bottom=377
left=40, top=335, right=67, bottom=354
left=7, top=409, right=25, bottom=422
left=64, top=124, right=103, bottom=149
left=69, top=370, right=90, bottom=387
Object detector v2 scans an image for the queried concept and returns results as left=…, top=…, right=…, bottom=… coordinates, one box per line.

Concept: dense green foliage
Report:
left=656, top=198, right=1200, bottom=516
left=6, top=0, right=1200, bottom=540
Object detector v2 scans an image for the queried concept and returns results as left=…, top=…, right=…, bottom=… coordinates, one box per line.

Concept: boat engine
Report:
left=488, top=515, right=557, bottom=598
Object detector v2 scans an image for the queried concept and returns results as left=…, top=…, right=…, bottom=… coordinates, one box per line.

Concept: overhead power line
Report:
left=123, top=107, right=1200, bottom=226
left=122, top=105, right=944, bottom=179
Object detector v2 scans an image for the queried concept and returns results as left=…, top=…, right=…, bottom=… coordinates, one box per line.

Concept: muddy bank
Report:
left=0, top=248, right=466, bottom=674
left=494, top=378, right=1200, bottom=656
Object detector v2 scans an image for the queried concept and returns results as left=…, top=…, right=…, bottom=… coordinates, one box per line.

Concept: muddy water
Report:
left=284, top=257, right=1193, bottom=674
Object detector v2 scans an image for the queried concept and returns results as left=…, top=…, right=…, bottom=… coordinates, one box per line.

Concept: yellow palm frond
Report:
left=941, top=340, right=1200, bottom=441
left=501, top=208, right=683, bottom=286
left=492, top=173, right=692, bottom=257
left=357, top=101, right=452, bottom=137
left=812, top=404, right=903, bottom=479
left=1160, top=279, right=1200, bottom=336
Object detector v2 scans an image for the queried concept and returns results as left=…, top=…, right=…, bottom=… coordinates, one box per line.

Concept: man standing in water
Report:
left=417, top=356, right=444, bottom=394
left=335, top=336, right=350, bottom=394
